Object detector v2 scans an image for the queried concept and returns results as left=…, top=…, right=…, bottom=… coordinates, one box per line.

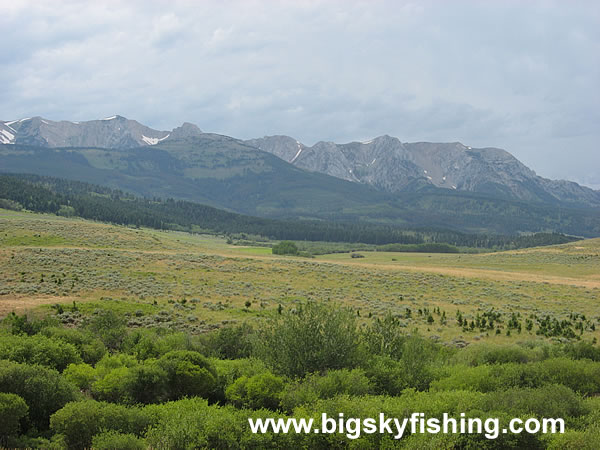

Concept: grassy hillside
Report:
left=2, top=141, right=599, bottom=236
left=1, top=209, right=598, bottom=344
left=1, top=173, right=580, bottom=250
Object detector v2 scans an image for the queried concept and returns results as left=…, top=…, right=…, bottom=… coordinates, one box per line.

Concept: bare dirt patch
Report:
left=0, top=294, right=78, bottom=316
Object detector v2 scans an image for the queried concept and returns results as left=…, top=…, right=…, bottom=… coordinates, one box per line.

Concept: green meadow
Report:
left=1, top=209, right=599, bottom=344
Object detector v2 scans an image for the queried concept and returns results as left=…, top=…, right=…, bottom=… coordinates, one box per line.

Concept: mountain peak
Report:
left=99, top=115, right=125, bottom=121
left=249, top=133, right=600, bottom=207
left=169, top=122, right=202, bottom=139
left=1, top=115, right=169, bottom=149
left=244, top=135, right=304, bottom=163
left=374, top=134, right=401, bottom=144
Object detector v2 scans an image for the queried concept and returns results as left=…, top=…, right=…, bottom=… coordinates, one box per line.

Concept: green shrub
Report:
left=479, top=384, right=586, bottom=419
left=0, top=198, right=22, bottom=211
left=92, top=366, right=134, bottom=403
left=547, top=425, right=600, bottom=449
left=86, top=309, right=127, bottom=350
left=293, top=390, right=484, bottom=448
left=0, top=393, right=29, bottom=444
left=432, top=358, right=600, bottom=395
left=362, top=355, right=408, bottom=396
left=363, top=313, right=407, bottom=359
left=213, top=358, right=270, bottom=387
left=89, top=353, right=180, bottom=404
left=362, top=336, right=441, bottom=394
left=398, top=335, right=441, bottom=391
left=43, top=326, right=106, bottom=364
left=403, top=411, right=546, bottom=449
left=281, top=368, right=373, bottom=412
left=75, top=360, right=170, bottom=405
left=256, top=301, right=362, bottom=377
left=124, top=363, right=169, bottom=404
left=2, top=312, right=58, bottom=336
left=57, top=205, right=76, bottom=217
left=122, top=328, right=202, bottom=360
left=563, top=341, right=600, bottom=362
left=0, top=334, right=81, bottom=371
left=50, top=400, right=155, bottom=449
left=205, top=323, right=254, bottom=359
left=5, top=435, right=60, bottom=449
left=91, top=430, right=146, bottom=450
left=452, top=343, right=541, bottom=366
left=90, top=354, right=139, bottom=403
left=95, top=353, right=139, bottom=374
left=157, top=350, right=218, bottom=400
left=226, top=371, right=285, bottom=410
left=212, top=357, right=270, bottom=402
left=0, top=360, right=77, bottom=431
left=145, top=398, right=299, bottom=449
left=291, top=390, right=550, bottom=448
left=63, top=363, right=96, bottom=391
left=271, top=241, right=299, bottom=255
left=540, top=358, right=600, bottom=394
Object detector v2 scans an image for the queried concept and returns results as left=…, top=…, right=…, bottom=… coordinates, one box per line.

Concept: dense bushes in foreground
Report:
left=0, top=303, right=599, bottom=448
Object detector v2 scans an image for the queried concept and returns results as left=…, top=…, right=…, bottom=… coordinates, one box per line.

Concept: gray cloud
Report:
left=1, top=0, right=598, bottom=185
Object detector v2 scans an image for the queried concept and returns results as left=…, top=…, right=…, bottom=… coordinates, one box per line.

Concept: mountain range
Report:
left=247, top=135, right=600, bottom=208
left=0, top=115, right=199, bottom=148
left=1, top=115, right=599, bottom=237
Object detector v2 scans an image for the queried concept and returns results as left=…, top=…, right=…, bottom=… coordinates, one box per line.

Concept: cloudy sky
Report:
left=1, top=0, right=599, bottom=187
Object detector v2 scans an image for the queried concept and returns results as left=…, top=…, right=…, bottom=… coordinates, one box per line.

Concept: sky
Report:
left=1, top=0, right=599, bottom=188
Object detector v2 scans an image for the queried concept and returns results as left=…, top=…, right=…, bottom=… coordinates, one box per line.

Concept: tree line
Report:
left=0, top=173, right=578, bottom=249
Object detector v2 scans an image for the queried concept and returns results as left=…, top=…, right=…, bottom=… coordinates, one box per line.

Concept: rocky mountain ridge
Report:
left=247, top=135, right=600, bottom=207
left=0, top=116, right=202, bottom=149
left=2, top=115, right=598, bottom=208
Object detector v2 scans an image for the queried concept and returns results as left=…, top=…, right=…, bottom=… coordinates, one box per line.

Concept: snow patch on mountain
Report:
left=141, top=134, right=170, bottom=145
left=290, top=141, right=303, bottom=163
left=0, top=128, right=15, bottom=144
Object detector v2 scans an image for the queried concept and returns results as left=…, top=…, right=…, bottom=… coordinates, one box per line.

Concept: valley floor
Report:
left=1, top=208, right=598, bottom=345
